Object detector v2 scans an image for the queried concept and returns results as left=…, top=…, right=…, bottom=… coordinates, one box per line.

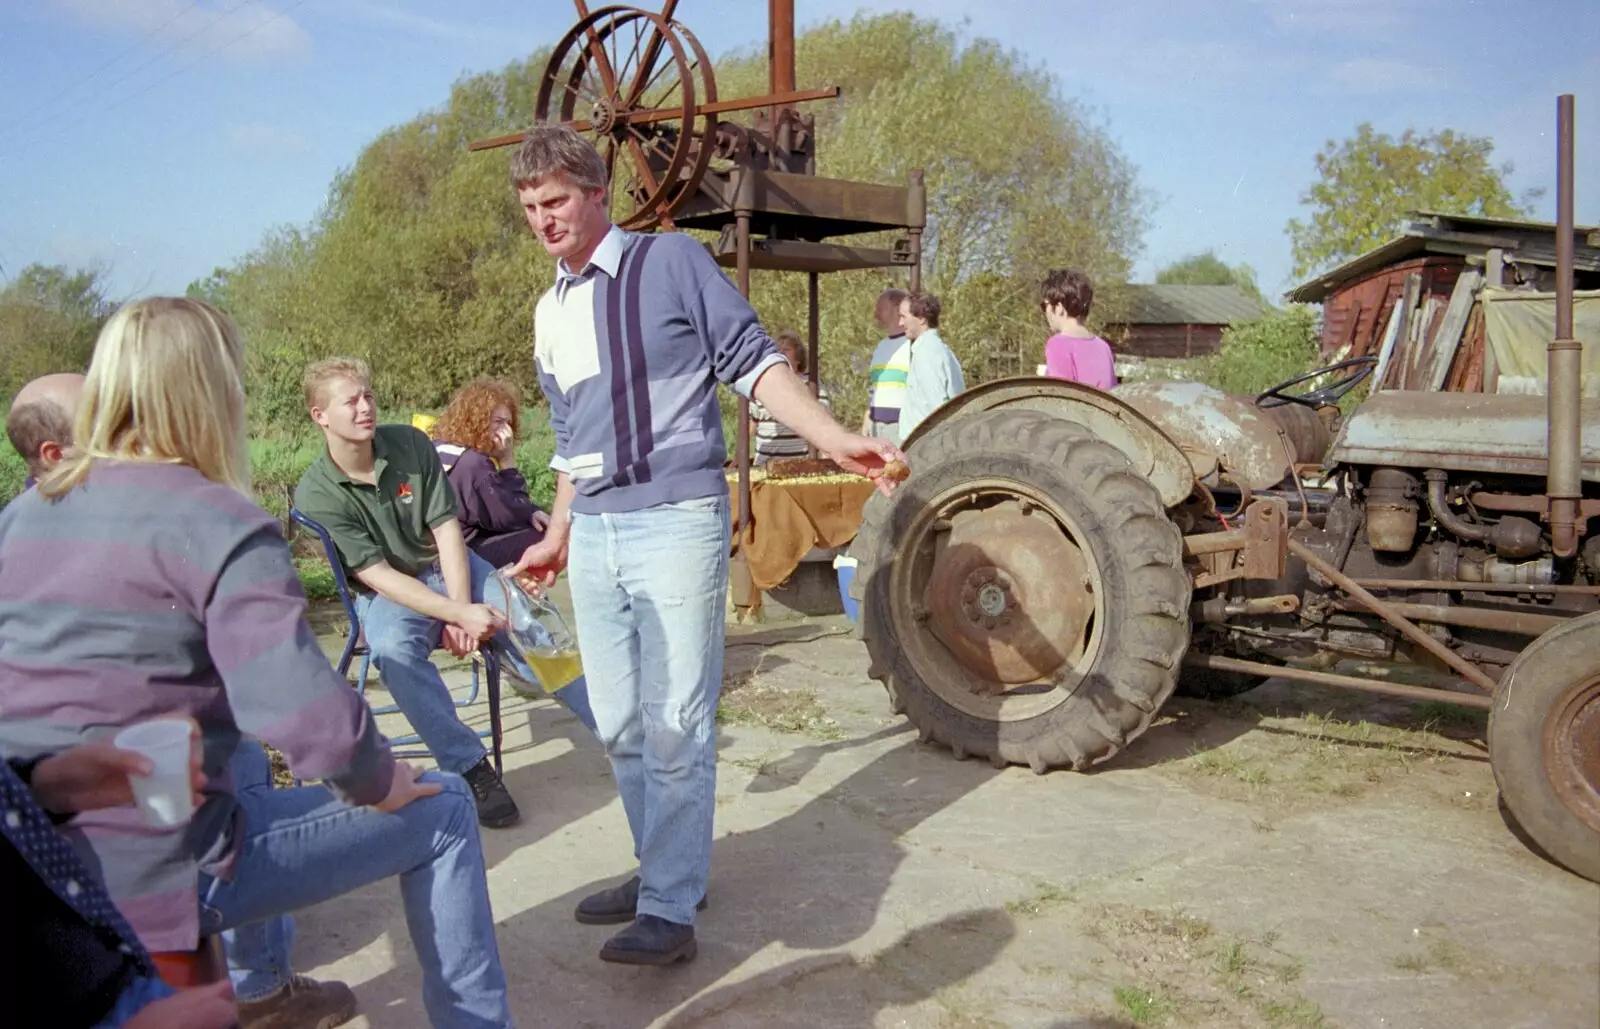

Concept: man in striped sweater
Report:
left=507, top=124, right=906, bottom=967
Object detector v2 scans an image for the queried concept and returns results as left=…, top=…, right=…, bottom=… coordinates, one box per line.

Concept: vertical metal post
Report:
left=807, top=271, right=821, bottom=398
left=768, top=0, right=796, bottom=154
left=906, top=168, right=926, bottom=293
left=1547, top=94, right=1581, bottom=558
left=734, top=171, right=754, bottom=538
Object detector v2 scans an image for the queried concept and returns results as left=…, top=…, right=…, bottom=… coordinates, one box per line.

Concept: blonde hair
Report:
left=303, top=357, right=372, bottom=411
left=40, top=297, right=251, bottom=498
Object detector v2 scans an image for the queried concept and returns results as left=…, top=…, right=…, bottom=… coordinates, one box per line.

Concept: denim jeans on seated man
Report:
left=355, top=548, right=597, bottom=775
left=566, top=494, right=730, bottom=928
left=209, top=739, right=512, bottom=1029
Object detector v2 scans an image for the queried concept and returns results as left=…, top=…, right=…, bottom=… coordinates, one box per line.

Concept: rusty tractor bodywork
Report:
left=849, top=96, right=1599, bottom=882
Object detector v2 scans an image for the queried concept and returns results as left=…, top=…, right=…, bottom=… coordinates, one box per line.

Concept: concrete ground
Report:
left=301, top=596, right=1599, bottom=1029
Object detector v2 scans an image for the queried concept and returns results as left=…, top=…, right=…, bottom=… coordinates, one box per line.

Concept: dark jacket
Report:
left=1, top=757, right=156, bottom=1027
left=436, top=444, right=544, bottom=546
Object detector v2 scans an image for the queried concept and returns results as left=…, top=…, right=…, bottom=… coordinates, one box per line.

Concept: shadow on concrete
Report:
left=652, top=908, right=1017, bottom=1028
left=326, top=707, right=1005, bottom=1026
left=739, top=724, right=913, bottom=795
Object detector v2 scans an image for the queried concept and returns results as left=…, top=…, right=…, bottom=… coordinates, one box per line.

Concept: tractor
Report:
left=849, top=102, right=1598, bottom=884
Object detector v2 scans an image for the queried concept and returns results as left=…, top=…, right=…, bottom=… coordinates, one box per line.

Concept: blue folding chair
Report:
left=290, top=509, right=504, bottom=774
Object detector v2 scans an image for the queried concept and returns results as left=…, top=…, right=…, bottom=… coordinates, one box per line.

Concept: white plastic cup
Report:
left=114, top=719, right=194, bottom=827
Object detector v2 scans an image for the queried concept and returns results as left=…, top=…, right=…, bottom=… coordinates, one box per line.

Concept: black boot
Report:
left=599, top=915, right=697, bottom=965
left=461, top=758, right=520, bottom=828
left=574, top=875, right=708, bottom=925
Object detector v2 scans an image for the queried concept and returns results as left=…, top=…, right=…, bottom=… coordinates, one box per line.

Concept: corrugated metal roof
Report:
left=1110, top=285, right=1269, bottom=326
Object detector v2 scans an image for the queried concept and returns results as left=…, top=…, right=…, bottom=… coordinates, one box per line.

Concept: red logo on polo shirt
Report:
left=396, top=483, right=413, bottom=505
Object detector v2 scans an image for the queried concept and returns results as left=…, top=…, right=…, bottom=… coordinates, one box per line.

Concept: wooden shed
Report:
left=1103, top=284, right=1268, bottom=358
left=1286, top=211, right=1600, bottom=367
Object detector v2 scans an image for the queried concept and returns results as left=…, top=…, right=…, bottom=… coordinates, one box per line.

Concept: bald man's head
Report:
left=7, top=372, right=85, bottom=479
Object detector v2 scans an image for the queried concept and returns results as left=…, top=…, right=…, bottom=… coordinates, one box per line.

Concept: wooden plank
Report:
left=1483, top=307, right=1500, bottom=393
left=1457, top=305, right=1487, bottom=392
left=1400, top=295, right=1439, bottom=389
left=1422, top=268, right=1483, bottom=390
left=1394, top=274, right=1424, bottom=388
left=1483, top=247, right=1506, bottom=287
left=1370, top=274, right=1416, bottom=391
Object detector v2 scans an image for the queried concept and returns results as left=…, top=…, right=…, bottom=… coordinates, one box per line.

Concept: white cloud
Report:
left=226, top=122, right=310, bottom=156
left=1327, top=57, right=1450, bottom=94
left=53, top=0, right=311, bottom=61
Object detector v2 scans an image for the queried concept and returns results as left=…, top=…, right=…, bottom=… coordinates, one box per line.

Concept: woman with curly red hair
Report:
left=431, top=378, right=553, bottom=569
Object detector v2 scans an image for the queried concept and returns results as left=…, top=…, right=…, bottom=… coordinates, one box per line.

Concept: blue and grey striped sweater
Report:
left=534, top=226, right=783, bottom=514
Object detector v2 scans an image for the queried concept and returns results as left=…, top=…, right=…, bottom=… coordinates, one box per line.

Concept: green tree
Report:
left=204, top=13, right=1149, bottom=429
left=1155, top=250, right=1262, bottom=301
left=0, top=263, right=117, bottom=400
left=1205, top=304, right=1321, bottom=396
left=1288, top=124, right=1537, bottom=278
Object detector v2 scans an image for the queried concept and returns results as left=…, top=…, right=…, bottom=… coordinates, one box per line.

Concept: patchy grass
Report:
left=1393, top=939, right=1468, bottom=976
left=1005, top=879, right=1075, bottom=917
left=1165, top=695, right=1481, bottom=812
left=1113, top=984, right=1181, bottom=1026
left=1413, top=701, right=1489, bottom=733
left=717, top=670, right=845, bottom=740
left=1190, top=748, right=1273, bottom=787
left=1086, top=905, right=1334, bottom=1029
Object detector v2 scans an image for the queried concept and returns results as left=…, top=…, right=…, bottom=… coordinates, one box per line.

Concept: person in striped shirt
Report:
left=505, top=124, right=907, bottom=967
left=860, top=288, right=910, bottom=440
left=750, top=328, right=831, bottom=465
left=6, top=370, right=338, bottom=1029
left=0, top=298, right=516, bottom=1029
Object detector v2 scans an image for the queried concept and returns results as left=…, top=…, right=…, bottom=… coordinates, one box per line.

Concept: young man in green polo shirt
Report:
left=293, top=357, right=596, bottom=828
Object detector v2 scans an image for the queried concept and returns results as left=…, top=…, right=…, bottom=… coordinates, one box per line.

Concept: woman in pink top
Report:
left=1040, top=268, right=1117, bottom=391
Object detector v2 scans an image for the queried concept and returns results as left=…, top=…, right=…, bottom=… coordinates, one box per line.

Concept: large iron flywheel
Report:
left=536, top=6, right=716, bottom=230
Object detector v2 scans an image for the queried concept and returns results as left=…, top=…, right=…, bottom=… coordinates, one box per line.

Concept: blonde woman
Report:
left=0, top=298, right=514, bottom=1029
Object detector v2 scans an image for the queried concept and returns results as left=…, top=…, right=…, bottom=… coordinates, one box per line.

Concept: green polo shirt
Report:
left=293, top=424, right=458, bottom=587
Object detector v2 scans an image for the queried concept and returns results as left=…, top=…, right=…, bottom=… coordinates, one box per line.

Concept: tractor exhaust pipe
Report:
left=1548, top=93, right=1583, bottom=558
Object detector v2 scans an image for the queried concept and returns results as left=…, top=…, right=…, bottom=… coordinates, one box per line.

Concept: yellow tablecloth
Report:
left=727, top=476, right=877, bottom=591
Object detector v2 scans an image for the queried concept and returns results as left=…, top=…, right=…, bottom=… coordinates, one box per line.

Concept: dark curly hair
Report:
left=433, top=378, right=523, bottom=455
left=1041, top=269, right=1094, bottom=320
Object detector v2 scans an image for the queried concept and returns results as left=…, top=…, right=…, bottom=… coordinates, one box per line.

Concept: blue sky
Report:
left=1, top=0, right=1595, bottom=301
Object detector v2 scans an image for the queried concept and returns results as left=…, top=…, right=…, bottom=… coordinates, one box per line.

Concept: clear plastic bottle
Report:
left=489, top=570, right=584, bottom=692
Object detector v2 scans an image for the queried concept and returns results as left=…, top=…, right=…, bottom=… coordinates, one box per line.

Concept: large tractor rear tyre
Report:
left=1489, top=610, right=1600, bottom=883
left=854, top=409, right=1191, bottom=771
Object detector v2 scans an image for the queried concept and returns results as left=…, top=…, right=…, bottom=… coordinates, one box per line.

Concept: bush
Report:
left=1206, top=305, right=1322, bottom=396
left=0, top=434, right=26, bottom=507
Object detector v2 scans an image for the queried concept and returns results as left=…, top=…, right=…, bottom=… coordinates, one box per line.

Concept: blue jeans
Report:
left=567, top=494, right=730, bottom=927
left=95, top=974, right=175, bottom=1027
left=354, top=549, right=596, bottom=775
left=221, top=741, right=302, bottom=1004
left=203, top=740, right=511, bottom=1029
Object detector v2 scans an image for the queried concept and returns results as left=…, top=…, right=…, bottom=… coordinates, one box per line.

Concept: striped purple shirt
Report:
left=534, top=226, right=784, bottom=515
left=0, top=461, right=394, bottom=952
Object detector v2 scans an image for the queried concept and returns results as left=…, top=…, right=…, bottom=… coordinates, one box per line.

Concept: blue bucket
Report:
left=834, top=554, right=859, bottom=622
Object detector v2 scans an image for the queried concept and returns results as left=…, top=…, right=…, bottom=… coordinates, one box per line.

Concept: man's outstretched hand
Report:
left=821, top=433, right=910, bottom=496
left=510, top=534, right=569, bottom=591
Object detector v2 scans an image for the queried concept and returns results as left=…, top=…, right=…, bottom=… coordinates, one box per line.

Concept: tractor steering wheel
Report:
left=1256, top=356, right=1379, bottom=409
